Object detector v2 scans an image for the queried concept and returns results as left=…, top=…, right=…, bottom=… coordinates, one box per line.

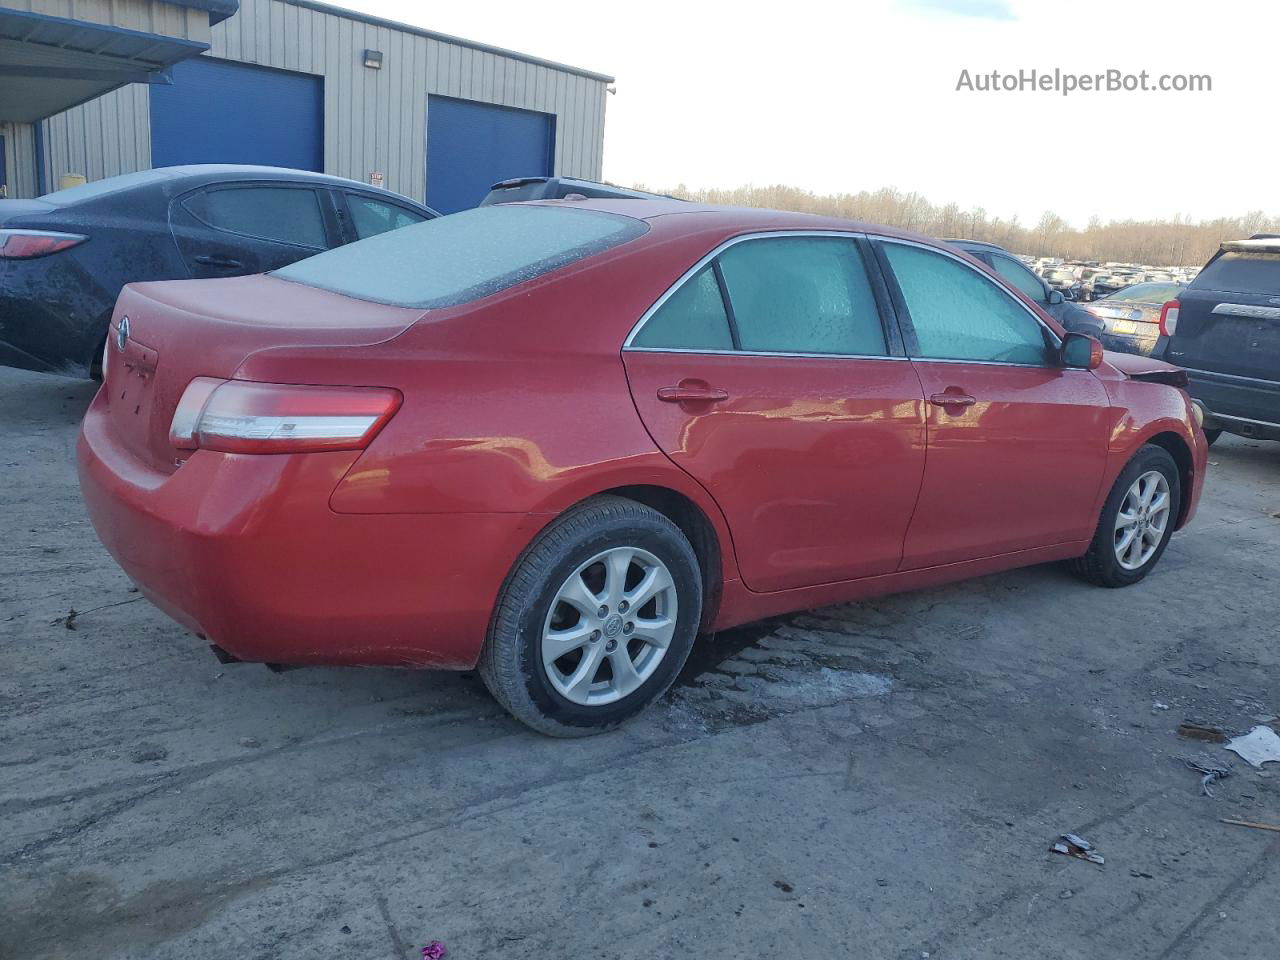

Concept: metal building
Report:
left=0, top=0, right=611, bottom=212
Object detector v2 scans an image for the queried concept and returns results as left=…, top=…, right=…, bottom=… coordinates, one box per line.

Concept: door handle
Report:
left=657, top=384, right=730, bottom=403
left=929, top=393, right=977, bottom=407
left=194, top=254, right=243, bottom=269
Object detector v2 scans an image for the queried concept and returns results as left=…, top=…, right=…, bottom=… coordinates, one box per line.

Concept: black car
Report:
left=1162, top=236, right=1280, bottom=444
left=1087, top=281, right=1186, bottom=357
left=0, top=165, right=437, bottom=378
left=481, top=176, right=677, bottom=205
left=943, top=239, right=1103, bottom=336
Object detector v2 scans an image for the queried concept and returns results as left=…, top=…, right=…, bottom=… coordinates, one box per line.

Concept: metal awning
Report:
left=0, top=7, right=215, bottom=122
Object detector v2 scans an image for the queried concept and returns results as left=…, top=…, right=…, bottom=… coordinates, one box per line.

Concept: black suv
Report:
left=1162, top=236, right=1280, bottom=444
left=943, top=239, right=1103, bottom=336
left=481, top=177, right=677, bottom=205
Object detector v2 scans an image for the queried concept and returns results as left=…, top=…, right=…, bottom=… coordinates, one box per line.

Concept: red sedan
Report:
left=78, top=200, right=1208, bottom=736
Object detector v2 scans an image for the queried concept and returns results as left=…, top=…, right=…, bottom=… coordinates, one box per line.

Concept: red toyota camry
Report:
left=78, top=199, right=1207, bottom=736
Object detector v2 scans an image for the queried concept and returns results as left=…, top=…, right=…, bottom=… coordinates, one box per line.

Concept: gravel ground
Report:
left=2, top=365, right=1279, bottom=960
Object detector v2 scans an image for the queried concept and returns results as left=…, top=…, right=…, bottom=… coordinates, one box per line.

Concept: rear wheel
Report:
left=479, top=496, right=702, bottom=737
left=1069, top=445, right=1181, bottom=588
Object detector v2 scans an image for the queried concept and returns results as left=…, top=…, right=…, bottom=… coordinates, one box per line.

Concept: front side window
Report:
left=884, top=243, right=1053, bottom=366
left=184, top=186, right=327, bottom=248
left=631, top=265, right=734, bottom=350
left=275, top=205, right=647, bottom=308
left=990, top=254, right=1048, bottom=304
left=716, top=237, right=887, bottom=355
left=346, top=194, right=429, bottom=239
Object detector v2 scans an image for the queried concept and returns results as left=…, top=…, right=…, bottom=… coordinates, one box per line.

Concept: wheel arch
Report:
left=1142, top=430, right=1195, bottom=529
left=596, top=484, right=726, bottom=631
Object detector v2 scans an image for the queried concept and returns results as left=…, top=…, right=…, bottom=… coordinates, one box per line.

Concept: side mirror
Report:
left=1061, top=332, right=1104, bottom=370
left=1047, top=289, right=1064, bottom=305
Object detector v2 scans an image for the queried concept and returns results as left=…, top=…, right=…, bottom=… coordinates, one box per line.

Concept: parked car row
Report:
left=1023, top=258, right=1198, bottom=303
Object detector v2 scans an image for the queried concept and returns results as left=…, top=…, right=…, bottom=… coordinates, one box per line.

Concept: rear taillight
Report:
left=0, top=229, right=87, bottom=259
left=170, top=379, right=401, bottom=454
left=1159, top=300, right=1180, bottom=337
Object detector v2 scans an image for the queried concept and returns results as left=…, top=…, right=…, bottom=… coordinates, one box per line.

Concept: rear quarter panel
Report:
left=236, top=219, right=746, bottom=582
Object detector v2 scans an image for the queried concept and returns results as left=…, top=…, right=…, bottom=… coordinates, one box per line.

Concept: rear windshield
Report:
left=273, top=205, right=648, bottom=308
left=1108, top=282, right=1183, bottom=303
left=1192, top=251, right=1280, bottom=296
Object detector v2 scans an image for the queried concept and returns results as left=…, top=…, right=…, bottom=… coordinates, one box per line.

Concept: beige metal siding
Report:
left=39, top=85, right=150, bottom=189
left=32, top=0, right=608, bottom=203
left=1, top=122, right=39, bottom=197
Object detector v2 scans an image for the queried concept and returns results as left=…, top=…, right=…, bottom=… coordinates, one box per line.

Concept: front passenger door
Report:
left=171, top=184, right=335, bottom=278
left=877, top=240, right=1111, bottom=569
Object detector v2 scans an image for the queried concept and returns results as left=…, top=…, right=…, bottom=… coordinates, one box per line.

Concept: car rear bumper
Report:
left=77, top=392, right=545, bottom=668
left=1185, top=367, right=1280, bottom=441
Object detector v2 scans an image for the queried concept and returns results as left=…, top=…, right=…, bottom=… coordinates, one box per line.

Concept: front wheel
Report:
left=478, top=496, right=702, bottom=737
left=1203, top=428, right=1222, bottom=447
left=1069, top=445, right=1181, bottom=588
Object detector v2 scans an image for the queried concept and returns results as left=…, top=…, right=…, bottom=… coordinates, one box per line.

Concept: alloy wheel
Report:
left=1113, top=470, right=1171, bottom=571
left=541, top=546, right=678, bottom=706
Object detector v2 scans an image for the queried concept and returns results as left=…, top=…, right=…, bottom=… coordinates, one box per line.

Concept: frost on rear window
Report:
left=272, top=205, right=647, bottom=308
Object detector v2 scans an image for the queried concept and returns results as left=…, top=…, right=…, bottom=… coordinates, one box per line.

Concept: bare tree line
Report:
left=637, top=183, right=1279, bottom=267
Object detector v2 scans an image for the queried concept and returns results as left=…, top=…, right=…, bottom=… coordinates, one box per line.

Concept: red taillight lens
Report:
left=1159, top=300, right=1180, bottom=337
left=0, top=230, right=87, bottom=259
left=170, top=379, right=401, bottom=454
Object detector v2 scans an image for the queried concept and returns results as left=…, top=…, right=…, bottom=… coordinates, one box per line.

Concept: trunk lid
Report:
left=103, top=274, right=423, bottom=471
left=1164, top=245, right=1280, bottom=382
left=0, top=198, right=57, bottom=226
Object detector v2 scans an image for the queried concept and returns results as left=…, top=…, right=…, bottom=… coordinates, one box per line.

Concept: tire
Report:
left=478, top=495, right=702, bottom=737
left=1203, top=428, right=1222, bottom=447
left=1069, top=445, right=1181, bottom=588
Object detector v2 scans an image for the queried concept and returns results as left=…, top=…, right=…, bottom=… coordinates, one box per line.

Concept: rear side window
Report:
left=885, top=243, right=1052, bottom=366
left=346, top=194, right=428, bottom=239
left=717, top=237, right=886, bottom=356
left=275, top=205, right=647, bottom=308
left=185, top=186, right=326, bottom=248
left=631, top=266, right=734, bottom=350
left=1192, top=252, right=1280, bottom=296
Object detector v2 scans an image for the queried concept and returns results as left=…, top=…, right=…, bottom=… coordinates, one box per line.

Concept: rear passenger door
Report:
left=170, top=183, right=338, bottom=278
left=623, top=233, right=927, bottom=593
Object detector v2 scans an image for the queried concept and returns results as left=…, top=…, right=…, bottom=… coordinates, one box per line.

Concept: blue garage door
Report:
left=150, top=58, right=323, bottom=171
left=426, top=96, right=554, bottom=214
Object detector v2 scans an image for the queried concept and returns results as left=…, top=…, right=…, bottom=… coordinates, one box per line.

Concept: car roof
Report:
left=39, top=164, right=430, bottom=209
left=513, top=197, right=949, bottom=246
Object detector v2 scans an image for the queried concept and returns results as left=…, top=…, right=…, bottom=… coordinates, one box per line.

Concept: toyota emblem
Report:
left=116, top=316, right=130, bottom=351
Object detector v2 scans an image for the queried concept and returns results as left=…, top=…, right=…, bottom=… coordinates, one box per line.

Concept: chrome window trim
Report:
left=621, top=346, right=912, bottom=361
left=622, top=230, right=883, bottom=354
left=875, top=236, right=1065, bottom=360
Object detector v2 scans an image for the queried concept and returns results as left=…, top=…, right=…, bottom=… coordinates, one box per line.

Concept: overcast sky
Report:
left=338, top=0, right=1276, bottom=228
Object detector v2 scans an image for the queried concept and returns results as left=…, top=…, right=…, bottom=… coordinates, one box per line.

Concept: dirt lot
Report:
left=2, top=364, right=1279, bottom=960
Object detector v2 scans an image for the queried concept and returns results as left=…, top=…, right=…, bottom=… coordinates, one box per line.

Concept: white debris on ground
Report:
left=1224, top=725, right=1280, bottom=768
